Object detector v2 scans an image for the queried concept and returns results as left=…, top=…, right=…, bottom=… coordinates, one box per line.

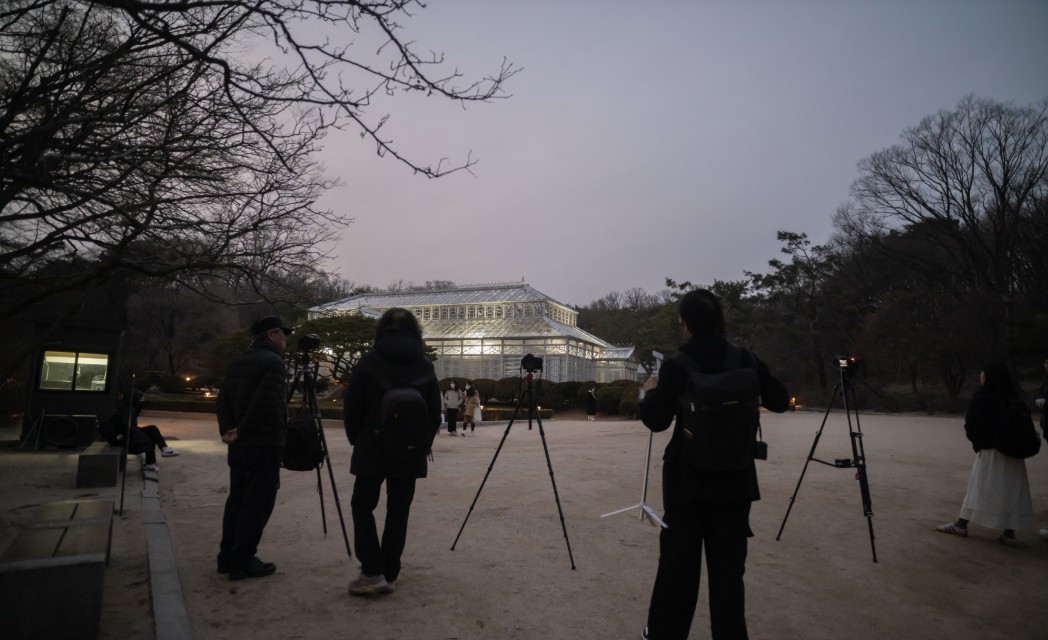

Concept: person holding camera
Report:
left=215, top=315, right=292, bottom=581
left=638, top=289, right=789, bottom=640
left=343, top=308, right=442, bottom=596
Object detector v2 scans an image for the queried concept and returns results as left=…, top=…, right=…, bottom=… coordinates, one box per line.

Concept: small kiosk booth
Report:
left=20, top=320, right=124, bottom=449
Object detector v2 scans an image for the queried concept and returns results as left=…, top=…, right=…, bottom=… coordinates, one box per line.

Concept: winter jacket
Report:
left=343, top=330, right=442, bottom=479
left=216, top=343, right=288, bottom=448
left=463, top=389, right=481, bottom=418
left=443, top=387, right=463, bottom=410
left=640, top=335, right=789, bottom=508
left=963, top=388, right=1003, bottom=453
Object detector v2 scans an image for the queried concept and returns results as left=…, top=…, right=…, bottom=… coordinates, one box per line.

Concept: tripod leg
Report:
left=316, top=466, right=328, bottom=535
left=534, top=412, right=577, bottom=570
left=777, top=386, right=839, bottom=541
left=844, top=386, right=877, bottom=563
left=451, top=398, right=522, bottom=550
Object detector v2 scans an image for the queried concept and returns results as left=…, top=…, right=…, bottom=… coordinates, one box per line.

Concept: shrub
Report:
left=494, top=377, right=524, bottom=402
left=472, top=378, right=497, bottom=402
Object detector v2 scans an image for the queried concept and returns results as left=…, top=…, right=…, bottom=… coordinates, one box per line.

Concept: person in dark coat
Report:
left=937, top=362, right=1034, bottom=545
left=586, top=387, right=598, bottom=421
left=638, top=289, right=789, bottom=640
left=343, top=308, right=442, bottom=596
left=215, top=315, right=292, bottom=580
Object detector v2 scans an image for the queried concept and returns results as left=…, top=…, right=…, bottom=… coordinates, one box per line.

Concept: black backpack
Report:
left=992, top=395, right=1041, bottom=459
left=673, top=347, right=761, bottom=471
left=283, top=413, right=325, bottom=471
left=361, top=362, right=436, bottom=462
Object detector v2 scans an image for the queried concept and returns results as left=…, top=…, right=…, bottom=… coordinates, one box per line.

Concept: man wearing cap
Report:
left=215, top=315, right=292, bottom=580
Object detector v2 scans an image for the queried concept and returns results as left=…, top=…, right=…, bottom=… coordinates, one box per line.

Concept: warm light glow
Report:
left=184, top=376, right=192, bottom=382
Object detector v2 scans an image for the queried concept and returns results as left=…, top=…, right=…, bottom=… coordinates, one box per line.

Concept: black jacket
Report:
left=343, top=330, right=442, bottom=479
left=216, top=343, right=288, bottom=448
left=640, top=335, right=789, bottom=508
left=963, top=388, right=1002, bottom=453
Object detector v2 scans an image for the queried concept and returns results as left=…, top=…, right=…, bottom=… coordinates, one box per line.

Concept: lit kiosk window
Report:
left=39, top=351, right=110, bottom=392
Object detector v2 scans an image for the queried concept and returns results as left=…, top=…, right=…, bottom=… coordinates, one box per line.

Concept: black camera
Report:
left=521, top=353, right=543, bottom=372
left=298, top=333, right=321, bottom=352
left=833, top=355, right=861, bottom=371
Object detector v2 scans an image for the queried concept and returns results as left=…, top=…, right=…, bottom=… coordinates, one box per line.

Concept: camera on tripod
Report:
left=298, top=333, right=322, bottom=352
left=521, top=353, right=543, bottom=373
left=833, top=355, right=861, bottom=378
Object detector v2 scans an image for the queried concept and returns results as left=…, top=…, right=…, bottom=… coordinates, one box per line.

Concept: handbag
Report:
left=992, top=395, right=1041, bottom=459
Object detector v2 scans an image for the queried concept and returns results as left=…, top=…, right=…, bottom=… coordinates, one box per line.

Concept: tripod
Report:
left=451, top=369, right=577, bottom=570
left=776, top=366, right=877, bottom=562
left=600, top=427, right=666, bottom=528
left=287, top=348, right=352, bottom=560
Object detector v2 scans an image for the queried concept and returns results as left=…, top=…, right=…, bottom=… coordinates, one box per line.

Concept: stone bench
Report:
left=76, top=441, right=125, bottom=488
left=0, top=500, right=114, bottom=640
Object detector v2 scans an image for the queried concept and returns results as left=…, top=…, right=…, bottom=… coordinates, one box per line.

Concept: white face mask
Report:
left=465, top=384, right=471, bottom=389
left=450, top=383, right=456, bottom=388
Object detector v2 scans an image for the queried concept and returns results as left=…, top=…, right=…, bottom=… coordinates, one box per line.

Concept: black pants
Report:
left=219, top=447, right=282, bottom=570
left=445, top=408, right=459, bottom=433
left=646, top=501, right=752, bottom=640
left=351, top=474, right=416, bottom=582
left=127, top=424, right=168, bottom=464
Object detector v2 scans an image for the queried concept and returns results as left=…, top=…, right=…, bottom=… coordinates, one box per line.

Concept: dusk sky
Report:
left=315, top=1, right=1048, bottom=308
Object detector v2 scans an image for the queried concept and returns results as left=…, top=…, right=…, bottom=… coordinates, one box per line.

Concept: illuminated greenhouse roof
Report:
left=310, top=283, right=570, bottom=315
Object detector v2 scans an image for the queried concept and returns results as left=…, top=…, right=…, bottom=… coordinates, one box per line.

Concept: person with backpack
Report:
left=443, top=380, right=463, bottom=436
left=936, top=362, right=1035, bottom=545
left=638, top=289, right=789, bottom=640
left=343, top=308, right=442, bottom=596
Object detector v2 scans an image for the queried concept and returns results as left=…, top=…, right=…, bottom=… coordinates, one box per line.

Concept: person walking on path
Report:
left=937, top=362, right=1034, bottom=546
left=343, top=308, right=442, bottom=596
left=586, top=387, right=598, bottom=421
left=443, top=381, right=463, bottom=436
left=638, top=289, right=789, bottom=640
left=215, top=315, right=292, bottom=580
left=461, top=383, right=481, bottom=436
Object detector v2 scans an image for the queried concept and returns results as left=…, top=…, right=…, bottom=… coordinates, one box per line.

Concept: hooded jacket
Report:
left=343, top=330, right=442, bottom=479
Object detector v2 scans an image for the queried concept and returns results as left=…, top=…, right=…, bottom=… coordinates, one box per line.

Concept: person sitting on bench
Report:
left=99, top=389, right=179, bottom=471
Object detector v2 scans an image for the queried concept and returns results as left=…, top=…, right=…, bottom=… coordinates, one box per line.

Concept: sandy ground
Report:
left=3, top=408, right=1048, bottom=639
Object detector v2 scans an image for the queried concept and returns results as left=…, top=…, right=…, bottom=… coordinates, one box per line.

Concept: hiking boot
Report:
left=161, top=447, right=181, bottom=457
left=229, top=557, right=276, bottom=581
left=936, top=522, right=967, bottom=537
left=349, top=572, right=389, bottom=596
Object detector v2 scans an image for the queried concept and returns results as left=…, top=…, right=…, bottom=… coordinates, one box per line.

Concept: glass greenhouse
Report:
left=308, top=283, right=641, bottom=383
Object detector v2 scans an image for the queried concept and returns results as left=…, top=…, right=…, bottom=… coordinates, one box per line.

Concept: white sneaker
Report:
left=348, top=572, right=389, bottom=596
left=144, top=463, right=159, bottom=471
left=161, top=448, right=180, bottom=457
left=1039, top=528, right=1048, bottom=540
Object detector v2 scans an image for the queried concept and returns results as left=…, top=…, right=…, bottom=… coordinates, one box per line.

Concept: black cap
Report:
left=251, top=316, right=294, bottom=336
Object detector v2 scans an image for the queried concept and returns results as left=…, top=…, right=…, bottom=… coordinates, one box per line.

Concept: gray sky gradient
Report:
left=315, top=0, right=1048, bottom=307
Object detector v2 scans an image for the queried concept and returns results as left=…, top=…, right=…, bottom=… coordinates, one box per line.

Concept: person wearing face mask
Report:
left=443, top=380, right=463, bottom=436
left=461, top=382, right=481, bottom=436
